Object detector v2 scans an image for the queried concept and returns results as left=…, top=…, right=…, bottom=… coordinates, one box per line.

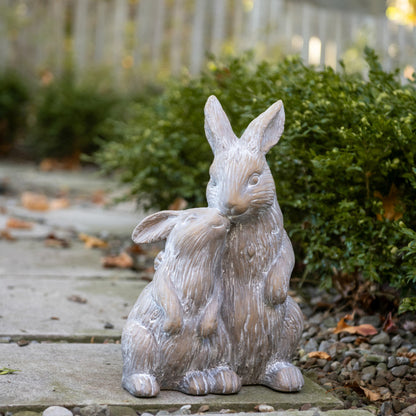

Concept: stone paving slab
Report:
left=0, top=344, right=343, bottom=412
left=1, top=277, right=146, bottom=340
left=0, top=240, right=139, bottom=279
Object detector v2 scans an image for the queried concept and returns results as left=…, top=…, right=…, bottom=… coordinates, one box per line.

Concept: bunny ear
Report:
left=204, top=95, right=237, bottom=154
left=241, top=100, right=285, bottom=154
left=132, top=211, right=181, bottom=244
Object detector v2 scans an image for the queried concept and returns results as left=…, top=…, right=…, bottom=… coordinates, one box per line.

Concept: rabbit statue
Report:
left=122, top=207, right=241, bottom=397
left=204, top=95, right=304, bottom=392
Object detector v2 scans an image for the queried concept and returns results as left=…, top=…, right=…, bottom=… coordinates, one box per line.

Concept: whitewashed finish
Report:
left=205, top=96, right=304, bottom=392
left=122, top=207, right=240, bottom=397
left=1, top=0, right=415, bottom=83
left=123, top=97, right=304, bottom=397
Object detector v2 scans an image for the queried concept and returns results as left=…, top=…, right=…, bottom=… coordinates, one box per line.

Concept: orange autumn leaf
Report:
left=78, top=233, right=108, bottom=249
left=21, top=192, right=49, bottom=211
left=308, top=351, right=331, bottom=360
left=333, top=315, right=378, bottom=336
left=0, top=229, right=15, bottom=240
left=360, top=386, right=381, bottom=402
left=102, top=252, right=134, bottom=269
left=49, top=197, right=70, bottom=210
left=6, top=217, right=33, bottom=229
left=374, top=183, right=403, bottom=221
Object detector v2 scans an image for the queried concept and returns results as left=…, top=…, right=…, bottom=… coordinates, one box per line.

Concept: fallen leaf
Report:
left=91, top=190, right=107, bottom=205
left=360, top=386, right=381, bottom=402
left=21, top=192, right=49, bottom=211
left=67, top=295, right=87, bottom=304
left=50, top=316, right=60, bottom=320
left=308, top=351, right=331, bottom=360
left=382, top=312, right=398, bottom=334
left=39, top=155, right=80, bottom=171
left=0, top=229, right=15, bottom=240
left=374, top=183, right=404, bottom=221
left=333, top=315, right=378, bottom=336
left=168, top=197, right=188, bottom=211
left=49, top=197, right=70, bottom=210
left=101, top=252, right=133, bottom=269
left=127, top=243, right=147, bottom=255
left=198, top=405, right=210, bottom=413
left=0, top=367, right=20, bottom=375
left=6, top=217, right=33, bottom=229
left=44, top=233, right=70, bottom=248
left=17, top=339, right=29, bottom=347
left=78, top=233, right=108, bottom=249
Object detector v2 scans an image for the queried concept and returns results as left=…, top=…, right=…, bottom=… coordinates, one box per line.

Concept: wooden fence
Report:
left=0, top=0, right=415, bottom=85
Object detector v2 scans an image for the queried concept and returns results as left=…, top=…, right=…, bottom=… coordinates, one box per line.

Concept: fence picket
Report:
left=0, top=0, right=414, bottom=84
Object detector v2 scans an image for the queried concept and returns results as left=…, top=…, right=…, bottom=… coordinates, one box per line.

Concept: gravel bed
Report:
left=295, top=286, right=416, bottom=416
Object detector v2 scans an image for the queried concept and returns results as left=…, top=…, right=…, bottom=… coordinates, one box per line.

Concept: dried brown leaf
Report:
left=333, top=315, right=378, bottom=336
left=0, top=229, right=16, bottom=240
left=49, top=197, right=70, bottom=210
left=308, top=351, right=331, bottom=360
left=360, top=386, right=381, bottom=402
left=101, top=252, right=133, bottom=269
left=21, top=192, right=49, bottom=211
left=374, top=183, right=404, bottom=221
left=6, top=217, right=33, bottom=229
left=78, top=233, right=108, bottom=249
left=382, top=312, right=398, bottom=334
left=67, top=295, right=87, bottom=304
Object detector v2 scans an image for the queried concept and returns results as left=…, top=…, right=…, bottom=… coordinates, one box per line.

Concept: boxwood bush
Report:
left=27, top=74, right=122, bottom=160
left=0, top=70, right=30, bottom=155
left=95, top=49, right=416, bottom=308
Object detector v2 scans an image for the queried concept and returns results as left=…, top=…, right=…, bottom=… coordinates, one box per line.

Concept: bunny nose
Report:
left=226, top=202, right=246, bottom=216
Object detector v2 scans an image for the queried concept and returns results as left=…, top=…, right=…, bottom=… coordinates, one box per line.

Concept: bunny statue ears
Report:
left=204, top=95, right=285, bottom=155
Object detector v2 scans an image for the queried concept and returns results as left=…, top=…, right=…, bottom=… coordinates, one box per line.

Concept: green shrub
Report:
left=0, top=70, right=30, bottom=155
left=28, top=74, right=122, bottom=160
left=95, top=49, right=416, bottom=305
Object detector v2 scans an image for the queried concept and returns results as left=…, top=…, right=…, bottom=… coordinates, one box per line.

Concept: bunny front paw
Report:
left=208, top=367, right=241, bottom=394
left=262, top=362, right=304, bottom=392
left=179, top=371, right=210, bottom=395
left=122, top=373, right=160, bottom=397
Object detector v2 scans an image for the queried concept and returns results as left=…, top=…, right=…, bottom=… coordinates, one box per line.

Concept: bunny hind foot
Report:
left=262, top=363, right=304, bottom=392
left=123, top=373, right=160, bottom=397
left=209, top=367, right=241, bottom=394
left=179, top=371, right=210, bottom=395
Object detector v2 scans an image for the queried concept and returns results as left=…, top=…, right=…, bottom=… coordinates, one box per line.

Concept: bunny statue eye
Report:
left=248, top=173, right=260, bottom=186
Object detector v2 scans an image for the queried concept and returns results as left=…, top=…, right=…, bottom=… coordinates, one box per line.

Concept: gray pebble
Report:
left=370, top=331, right=390, bottom=345
left=304, top=338, right=318, bottom=353
left=42, top=407, right=72, bottom=416
left=361, top=365, right=376, bottom=381
left=390, top=334, right=404, bottom=349
left=391, top=364, right=409, bottom=377
left=379, top=401, right=394, bottom=416
left=141, top=413, right=154, bottom=416
left=322, top=317, right=337, bottom=328
left=364, top=353, right=387, bottom=364
left=376, top=362, right=387, bottom=372
left=371, top=343, right=387, bottom=353
left=396, top=356, right=410, bottom=365
left=156, top=411, right=170, bottom=416
left=318, top=340, right=333, bottom=352
left=339, top=335, right=356, bottom=343
left=387, top=356, right=397, bottom=368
